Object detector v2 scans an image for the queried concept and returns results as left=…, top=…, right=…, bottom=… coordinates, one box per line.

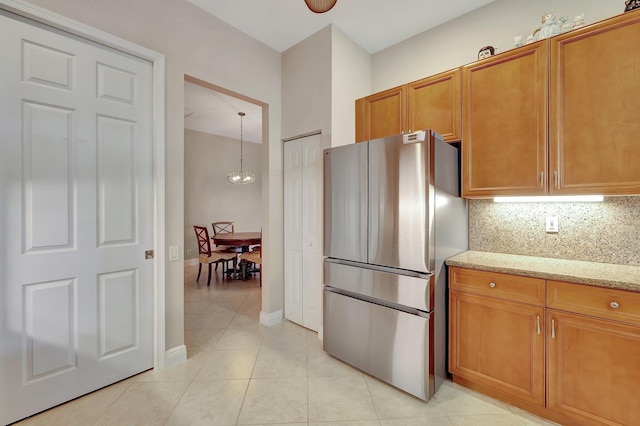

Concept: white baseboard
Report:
left=260, top=309, right=283, bottom=326
left=184, top=258, right=199, bottom=266
left=164, top=344, right=187, bottom=368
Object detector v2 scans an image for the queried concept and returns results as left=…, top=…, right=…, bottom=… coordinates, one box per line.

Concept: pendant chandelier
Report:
left=304, top=0, right=337, bottom=13
left=227, top=112, right=256, bottom=184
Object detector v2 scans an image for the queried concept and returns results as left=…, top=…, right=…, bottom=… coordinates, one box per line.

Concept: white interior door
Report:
left=284, top=134, right=322, bottom=331
left=284, top=139, right=304, bottom=326
left=0, top=10, right=154, bottom=425
left=301, top=135, right=322, bottom=330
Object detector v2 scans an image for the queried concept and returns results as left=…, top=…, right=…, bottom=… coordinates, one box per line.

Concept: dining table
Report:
left=212, top=231, right=261, bottom=253
left=212, top=231, right=261, bottom=279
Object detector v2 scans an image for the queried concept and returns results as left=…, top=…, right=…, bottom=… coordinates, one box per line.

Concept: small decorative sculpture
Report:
left=478, top=45, right=495, bottom=60
left=558, top=16, right=572, bottom=33
left=513, top=35, right=524, bottom=48
left=573, top=13, right=585, bottom=29
left=539, top=13, right=561, bottom=39
left=625, top=0, right=640, bottom=12
left=525, top=34, right=535, bottom=44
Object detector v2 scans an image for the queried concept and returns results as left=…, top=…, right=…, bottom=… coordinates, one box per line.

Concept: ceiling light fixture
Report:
left=227, top=112, right=256, bottom=185
left=304, top=0, right=337, bottom=13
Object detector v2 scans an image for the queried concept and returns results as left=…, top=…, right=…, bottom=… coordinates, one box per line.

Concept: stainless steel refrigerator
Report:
left=322, top=130, right=467, bottom=401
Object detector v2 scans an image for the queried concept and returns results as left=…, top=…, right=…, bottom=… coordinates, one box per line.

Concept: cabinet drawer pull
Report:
left=536, top=315, right=541, bottom=335
left=489, top=282, right=496, bottom=288
left=554, top=170, right=559, bottom=189
left=540, top=171, right=544, bottom=189
left=610, top=301, right=620, bottom=309
left=551, top=318, right=556, bottom=339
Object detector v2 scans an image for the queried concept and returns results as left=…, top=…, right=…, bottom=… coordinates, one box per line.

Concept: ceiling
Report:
left=186, top=0, right=495, bottom=54
left=184, top=81, right=262, bottom=144
left=183, top=0, right=495, bottom=143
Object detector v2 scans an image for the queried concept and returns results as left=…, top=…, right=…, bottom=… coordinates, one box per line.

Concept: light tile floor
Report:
left=15, top=262, right=558, bottom=425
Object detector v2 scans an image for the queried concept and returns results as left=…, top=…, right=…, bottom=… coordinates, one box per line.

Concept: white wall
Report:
left=184, top=129, right=262, bottom=259
left=331, top=26, right=371, bottom=147
left=282, top=24, right=371, bottom=149
left=26, top=0, right=283, bottom=351
left=281, top=25, right=332, bottom=140
left=372, top=0, right=622, bottom=91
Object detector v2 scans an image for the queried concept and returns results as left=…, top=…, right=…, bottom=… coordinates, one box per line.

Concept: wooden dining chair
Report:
left=212, top=221, right=234, bottom=235
left=193, top=225, right=237, bottom=286
left=238, top=231, right=262, bottom=286
left=249, top=228, right=262, bottom=253
left=211, top=221, right=238, bottom=252
left=211, top=221, right=238, bottom=271
left=238, top=250, right=261, bottom=286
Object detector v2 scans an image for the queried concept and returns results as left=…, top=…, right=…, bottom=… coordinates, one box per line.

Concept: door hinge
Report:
left=145, top=250, right=154, bottom=259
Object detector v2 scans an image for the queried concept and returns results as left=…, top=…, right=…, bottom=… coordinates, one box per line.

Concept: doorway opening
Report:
left=183, top=75, right=266, bottom=348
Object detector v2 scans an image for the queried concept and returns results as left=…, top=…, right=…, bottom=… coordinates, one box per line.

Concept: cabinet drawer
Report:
left=547, top=280, right=640, bottom=326
left=449, top=267, right=545, bottom=306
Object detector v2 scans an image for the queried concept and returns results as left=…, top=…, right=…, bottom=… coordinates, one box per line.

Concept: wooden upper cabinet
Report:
left=356, top=85, right=406, bottom=142
left=462, top=41, right=549, bottom=198
left=407, top=69, right=461, bottom=142
left=355, top=69, right=461, bottom=143
left=550, top=11, right=640, bottom=195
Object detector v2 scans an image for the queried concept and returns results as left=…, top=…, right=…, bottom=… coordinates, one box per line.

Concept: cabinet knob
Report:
left=610, top=301, right=620, bottom=309
left=489, top=282, right=496, bottom=288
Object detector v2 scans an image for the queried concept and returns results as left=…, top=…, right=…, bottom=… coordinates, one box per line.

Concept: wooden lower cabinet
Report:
left=450, top=267, right=640, bottom=426
left=449, top=290, right=545, bottom=407
left=547, top=310, right=640, bottom=426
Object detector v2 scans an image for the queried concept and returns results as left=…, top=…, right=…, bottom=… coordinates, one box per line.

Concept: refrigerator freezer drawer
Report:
left=324, top=259, right=433, bottom=312
left=323, top=288, right=434, bottom=401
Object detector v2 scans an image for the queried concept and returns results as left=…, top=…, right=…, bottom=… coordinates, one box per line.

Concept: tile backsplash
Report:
left=468, top=196, right=640, bottom=266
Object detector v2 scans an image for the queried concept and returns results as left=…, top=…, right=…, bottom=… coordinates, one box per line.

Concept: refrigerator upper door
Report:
left=323, top=142, right=368, bottom=263
left=368, top=131, right=434, bottom=273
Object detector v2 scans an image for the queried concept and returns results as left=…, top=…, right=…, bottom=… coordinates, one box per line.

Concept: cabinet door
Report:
left=449, top=291, right=545, bottom=406
left=361, top=85, right=406, bottom=141
left=547, top=310, right=640, bottom=426
left=407, top=69, right=460, bottom=142
left=461, top=41, right=548, bottom=197
left=550, top=13, right=640, bottom=195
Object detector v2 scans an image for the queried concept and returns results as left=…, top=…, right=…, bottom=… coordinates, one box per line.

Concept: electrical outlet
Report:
left=546, top=216, right=559, bottom=233
left=186, top=249, right=192, bottom=256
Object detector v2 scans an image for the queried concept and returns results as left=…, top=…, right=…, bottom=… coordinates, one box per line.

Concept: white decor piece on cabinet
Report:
left=283, top=133, right=323, bottom=332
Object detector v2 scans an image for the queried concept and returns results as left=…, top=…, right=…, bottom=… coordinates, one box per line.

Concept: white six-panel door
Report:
left=283, top=134, right=323, bottom=331
left=0, top=10, right=154, bottom=425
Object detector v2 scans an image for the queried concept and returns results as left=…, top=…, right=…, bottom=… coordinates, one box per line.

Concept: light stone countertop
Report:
left=445, top=251, right=640, bottom=293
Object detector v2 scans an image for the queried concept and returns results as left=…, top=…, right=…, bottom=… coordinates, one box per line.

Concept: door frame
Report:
left=0, top=0, right=167, bottom=369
